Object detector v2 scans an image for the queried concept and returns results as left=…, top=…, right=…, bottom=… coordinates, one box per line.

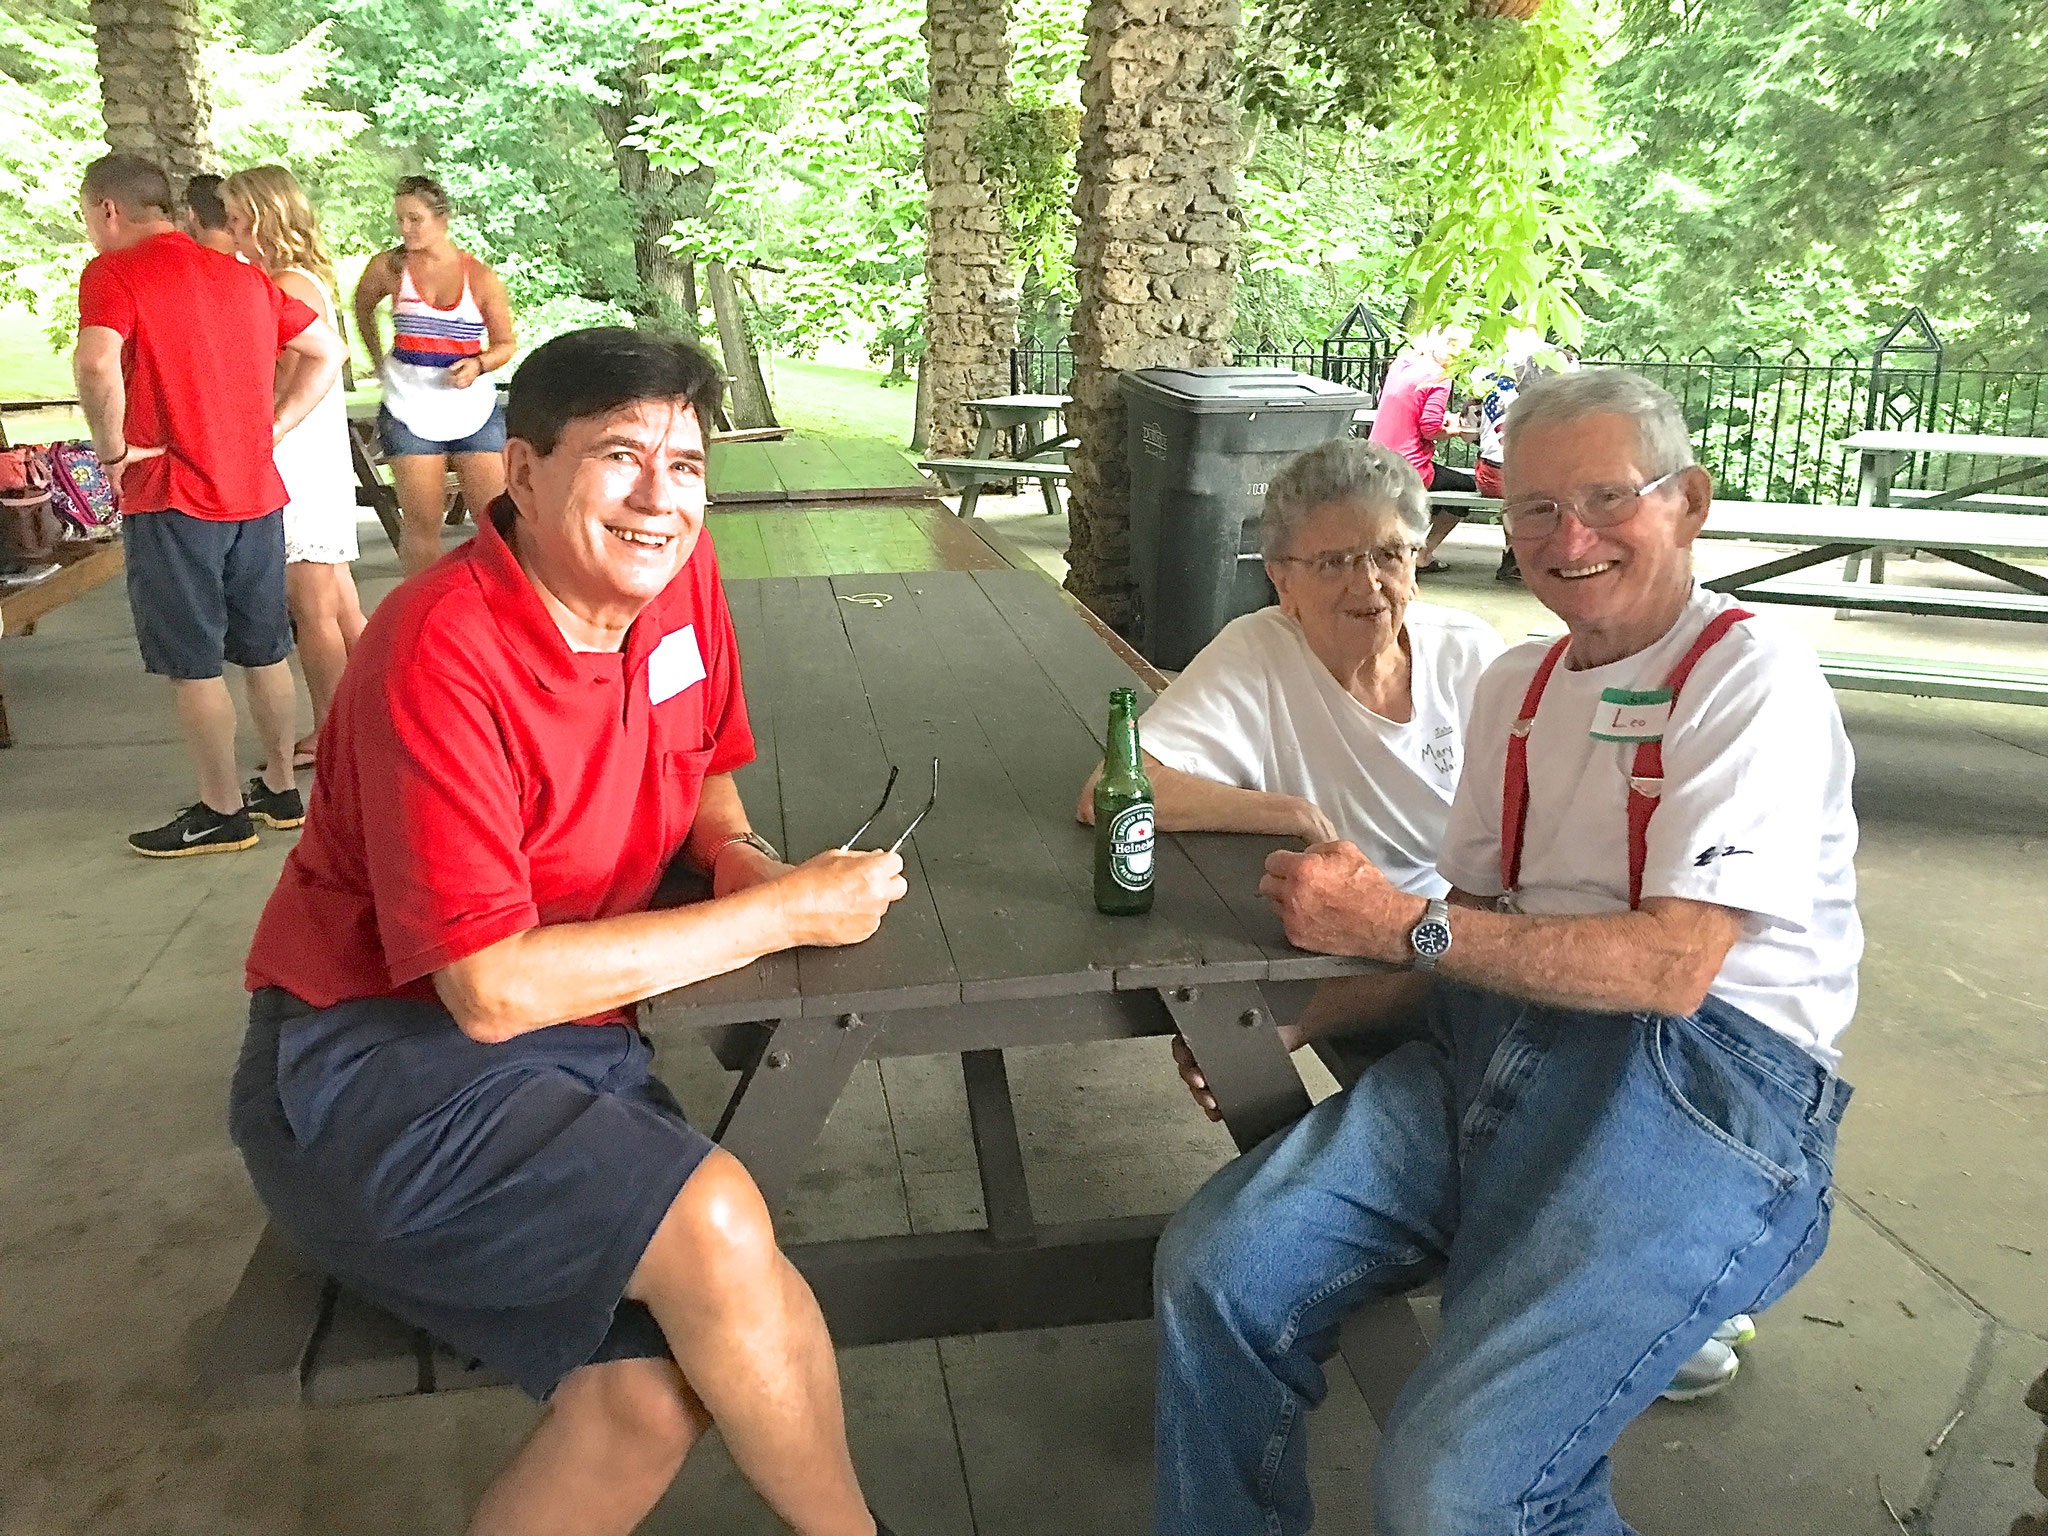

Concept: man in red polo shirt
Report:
left=73, top=153, right=346, bottom=857
left=236, top=328, right=908, bottom=1536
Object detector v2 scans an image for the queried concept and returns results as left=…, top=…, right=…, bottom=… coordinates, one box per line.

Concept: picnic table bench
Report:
left=201, top=566, right=1433, bottom=1426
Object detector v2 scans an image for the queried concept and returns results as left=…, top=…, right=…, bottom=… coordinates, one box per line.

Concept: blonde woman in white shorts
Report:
left=224, top=165, right=366, bottom=769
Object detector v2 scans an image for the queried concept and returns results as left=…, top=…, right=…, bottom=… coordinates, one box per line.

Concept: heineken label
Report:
left=1108, top=802, right=1155, bottom=891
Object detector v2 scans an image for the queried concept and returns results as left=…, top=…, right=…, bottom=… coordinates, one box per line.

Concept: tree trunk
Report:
left=1063, top=0, right=1242, bottom=635
left=89, top=0, right=213, bottom=186
left=912, top=359, right=933, bottom=452
left=595, top=49, right=709, bottom=340
left=921, top=0, right=1018, bottom=458
left=705, top=260, right=777, bottom=428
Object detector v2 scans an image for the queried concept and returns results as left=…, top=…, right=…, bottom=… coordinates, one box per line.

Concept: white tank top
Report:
left=379, top=254, right=499, bottom=442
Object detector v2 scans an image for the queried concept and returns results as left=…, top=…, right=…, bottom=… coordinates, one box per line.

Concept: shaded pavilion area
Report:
left=2, top=499, right=2045, bottom=1532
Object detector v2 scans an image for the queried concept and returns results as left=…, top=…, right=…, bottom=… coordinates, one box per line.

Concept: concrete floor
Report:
left=1, top=506, right=2044, bottom=1535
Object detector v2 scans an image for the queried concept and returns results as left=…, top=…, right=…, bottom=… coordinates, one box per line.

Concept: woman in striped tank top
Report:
left=352, top=175, right=517, bottom=576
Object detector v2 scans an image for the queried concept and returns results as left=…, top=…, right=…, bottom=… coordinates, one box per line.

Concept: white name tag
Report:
left=647, top=625, right=706, bottom=706
left=1590, top=686, right=1672, bottom=743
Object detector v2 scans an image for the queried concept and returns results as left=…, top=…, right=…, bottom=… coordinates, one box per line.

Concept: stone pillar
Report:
left=89, top=0, right=213, bottom=187
left=922, top=0, right=1018, bottom=458
left=1063, top=0, right=1241, bottom=632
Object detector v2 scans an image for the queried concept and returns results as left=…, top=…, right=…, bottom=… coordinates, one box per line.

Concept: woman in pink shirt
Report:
left=1369, top=328, right=1476, bottom=569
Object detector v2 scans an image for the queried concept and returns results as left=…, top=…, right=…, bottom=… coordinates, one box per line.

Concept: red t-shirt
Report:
left=1368, top=355, right=1453, bottom=488
left=76, top=231, right=317, bottom=520
left=245, top=505, right=755, bottom=1024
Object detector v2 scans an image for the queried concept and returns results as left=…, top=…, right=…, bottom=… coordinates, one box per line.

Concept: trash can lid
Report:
left=1119, top=366, right=1369, bottom=412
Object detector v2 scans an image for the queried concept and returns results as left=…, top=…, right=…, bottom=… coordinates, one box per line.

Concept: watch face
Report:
left=1413, top=921, right=1452, bottom=958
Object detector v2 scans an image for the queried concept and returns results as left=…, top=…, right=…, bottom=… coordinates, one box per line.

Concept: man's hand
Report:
left=1260, top=842, right=1423, bottom=964
left=710, top=840, right=791, bottom=900
left=773, top=849, right=908, bottom=948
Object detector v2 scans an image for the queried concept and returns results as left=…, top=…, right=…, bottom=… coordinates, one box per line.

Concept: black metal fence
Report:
left=1009, top=307, right=2048, bottom=506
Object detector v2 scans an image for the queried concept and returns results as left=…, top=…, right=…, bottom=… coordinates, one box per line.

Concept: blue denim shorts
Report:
left=378, top=401, right=507, bottom=458
left=121, top=508, right=290, bottom=679
left=230, top=988, right=714, bottom=1399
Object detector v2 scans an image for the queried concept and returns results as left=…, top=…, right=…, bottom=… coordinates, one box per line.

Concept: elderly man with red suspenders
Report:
left=1153, top=369, right=1861, bottom=1536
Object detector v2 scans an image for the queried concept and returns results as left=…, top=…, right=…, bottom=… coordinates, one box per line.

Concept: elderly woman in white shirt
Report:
left=1077, top=436, right=1504, bottom=1054
left=1079, top=437, right=1503, bottom=886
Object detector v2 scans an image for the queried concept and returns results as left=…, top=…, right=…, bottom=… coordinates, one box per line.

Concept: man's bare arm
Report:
left=434, top=848, right=905, bottom=1044
left=72, top=326, right=128, bottom=463
left=1078, top=752, right=1334, bottom=843
left=1262, top=844, right=1743, bottom=1017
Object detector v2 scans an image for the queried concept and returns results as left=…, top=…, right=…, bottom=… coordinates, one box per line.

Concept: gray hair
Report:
left=1503, top=369, right=1696, bottom=478
left=1260, top=439, right=1430, bottom=559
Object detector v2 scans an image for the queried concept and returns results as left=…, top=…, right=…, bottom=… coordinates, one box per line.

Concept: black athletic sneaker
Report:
left=244, top=774, right=306, bottom=830
left=1495, top=549, right=1522, bottom=583
left=128, top=802, right=259, bottom=858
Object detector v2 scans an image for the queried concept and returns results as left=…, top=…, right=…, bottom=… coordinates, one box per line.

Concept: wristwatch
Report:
left=1409, top=897, right=1452, bottom=971
left=707, top=830, right=780, bottom=869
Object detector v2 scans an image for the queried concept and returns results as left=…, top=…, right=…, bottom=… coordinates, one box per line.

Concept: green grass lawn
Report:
left=0, top=305, right=76, bottom=400
left=768, top=355, right=915, bottom=444
left=2, top=301, right=915, bottom=447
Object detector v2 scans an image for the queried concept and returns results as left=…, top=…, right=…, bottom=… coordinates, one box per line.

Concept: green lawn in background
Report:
left=3, top=303, right=915, bottom=449
left=768, top=355, right=915, bottom=445
left=0, top=305, right=76, bottom=400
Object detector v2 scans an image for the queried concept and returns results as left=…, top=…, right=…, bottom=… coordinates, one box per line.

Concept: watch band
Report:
left=706, top=830, right=779, bottom=868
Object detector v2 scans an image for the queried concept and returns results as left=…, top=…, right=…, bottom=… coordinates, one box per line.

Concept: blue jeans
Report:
left=1153, top=982, right=1849, bottom=1536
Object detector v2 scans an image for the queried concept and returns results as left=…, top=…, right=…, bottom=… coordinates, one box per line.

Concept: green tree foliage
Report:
left=1589, top=0, right=2048, bottom=356
left=243, top=0, right=645, bottom=310
left=637, top=0, right=927, bottom=363
left=1238, top=0, right=1613, bottom=352
left=1, top=0, right=369, bottom=340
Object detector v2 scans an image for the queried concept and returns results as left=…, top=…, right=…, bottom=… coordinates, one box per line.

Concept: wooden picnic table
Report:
left=1693, top=500, right=2048, bottom=616
left=641, top=567, right=1376, bottom=1344
left=1840, top=429, right=2048, bottom=587
left=201, top=564, right=1407, bottom=1406
left=936, top=394, right=1074, bottom=520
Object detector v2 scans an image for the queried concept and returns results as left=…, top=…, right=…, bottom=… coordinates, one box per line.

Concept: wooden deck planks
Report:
left=709, top=435, right=935, bottom=505
left=704, top=506, right=1013, bottom=579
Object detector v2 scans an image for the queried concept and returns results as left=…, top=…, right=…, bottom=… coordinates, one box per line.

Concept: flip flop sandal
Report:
left=1417, top=559, right=1450, bottom=575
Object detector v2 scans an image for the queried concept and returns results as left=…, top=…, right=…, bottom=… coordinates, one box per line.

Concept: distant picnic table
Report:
left=919, top=395, right=1075, bottom=519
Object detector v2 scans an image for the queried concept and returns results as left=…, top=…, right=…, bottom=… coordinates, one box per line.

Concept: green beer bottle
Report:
left=1094, top=687, right=1156, bottom=915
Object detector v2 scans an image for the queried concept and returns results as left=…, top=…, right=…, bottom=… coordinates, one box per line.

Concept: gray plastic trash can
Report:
left=1120, top=367, right=1368, bottom=670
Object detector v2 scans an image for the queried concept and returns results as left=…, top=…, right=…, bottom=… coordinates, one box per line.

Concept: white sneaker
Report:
left=1660, top=1336, right=1740, bottom=1402
left=1712, top=1314, right=1757, bottom=1348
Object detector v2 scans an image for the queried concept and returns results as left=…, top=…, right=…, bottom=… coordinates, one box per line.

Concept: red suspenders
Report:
left=1500, top=609, right=1752, bottom=910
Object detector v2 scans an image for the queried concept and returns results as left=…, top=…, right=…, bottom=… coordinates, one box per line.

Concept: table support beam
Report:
left=1937, top=547, right=2048, bottom=597
left=1703, top=542, right=1867, bottom=594
left=792, top=1216, right=1165, bottom=1347
left=1160, top=982, right=1313, bottom=1155
left=714, top=1011, right=883, bottom=1206
left=962, top=1049, right=1037, bottom=1246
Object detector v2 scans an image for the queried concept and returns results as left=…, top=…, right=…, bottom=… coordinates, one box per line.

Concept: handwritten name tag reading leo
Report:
left=1589, top=685, right=1673, bottom=743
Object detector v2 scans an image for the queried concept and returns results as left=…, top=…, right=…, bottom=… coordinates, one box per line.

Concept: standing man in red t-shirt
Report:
left=73, top=154, right=347, bottom=857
